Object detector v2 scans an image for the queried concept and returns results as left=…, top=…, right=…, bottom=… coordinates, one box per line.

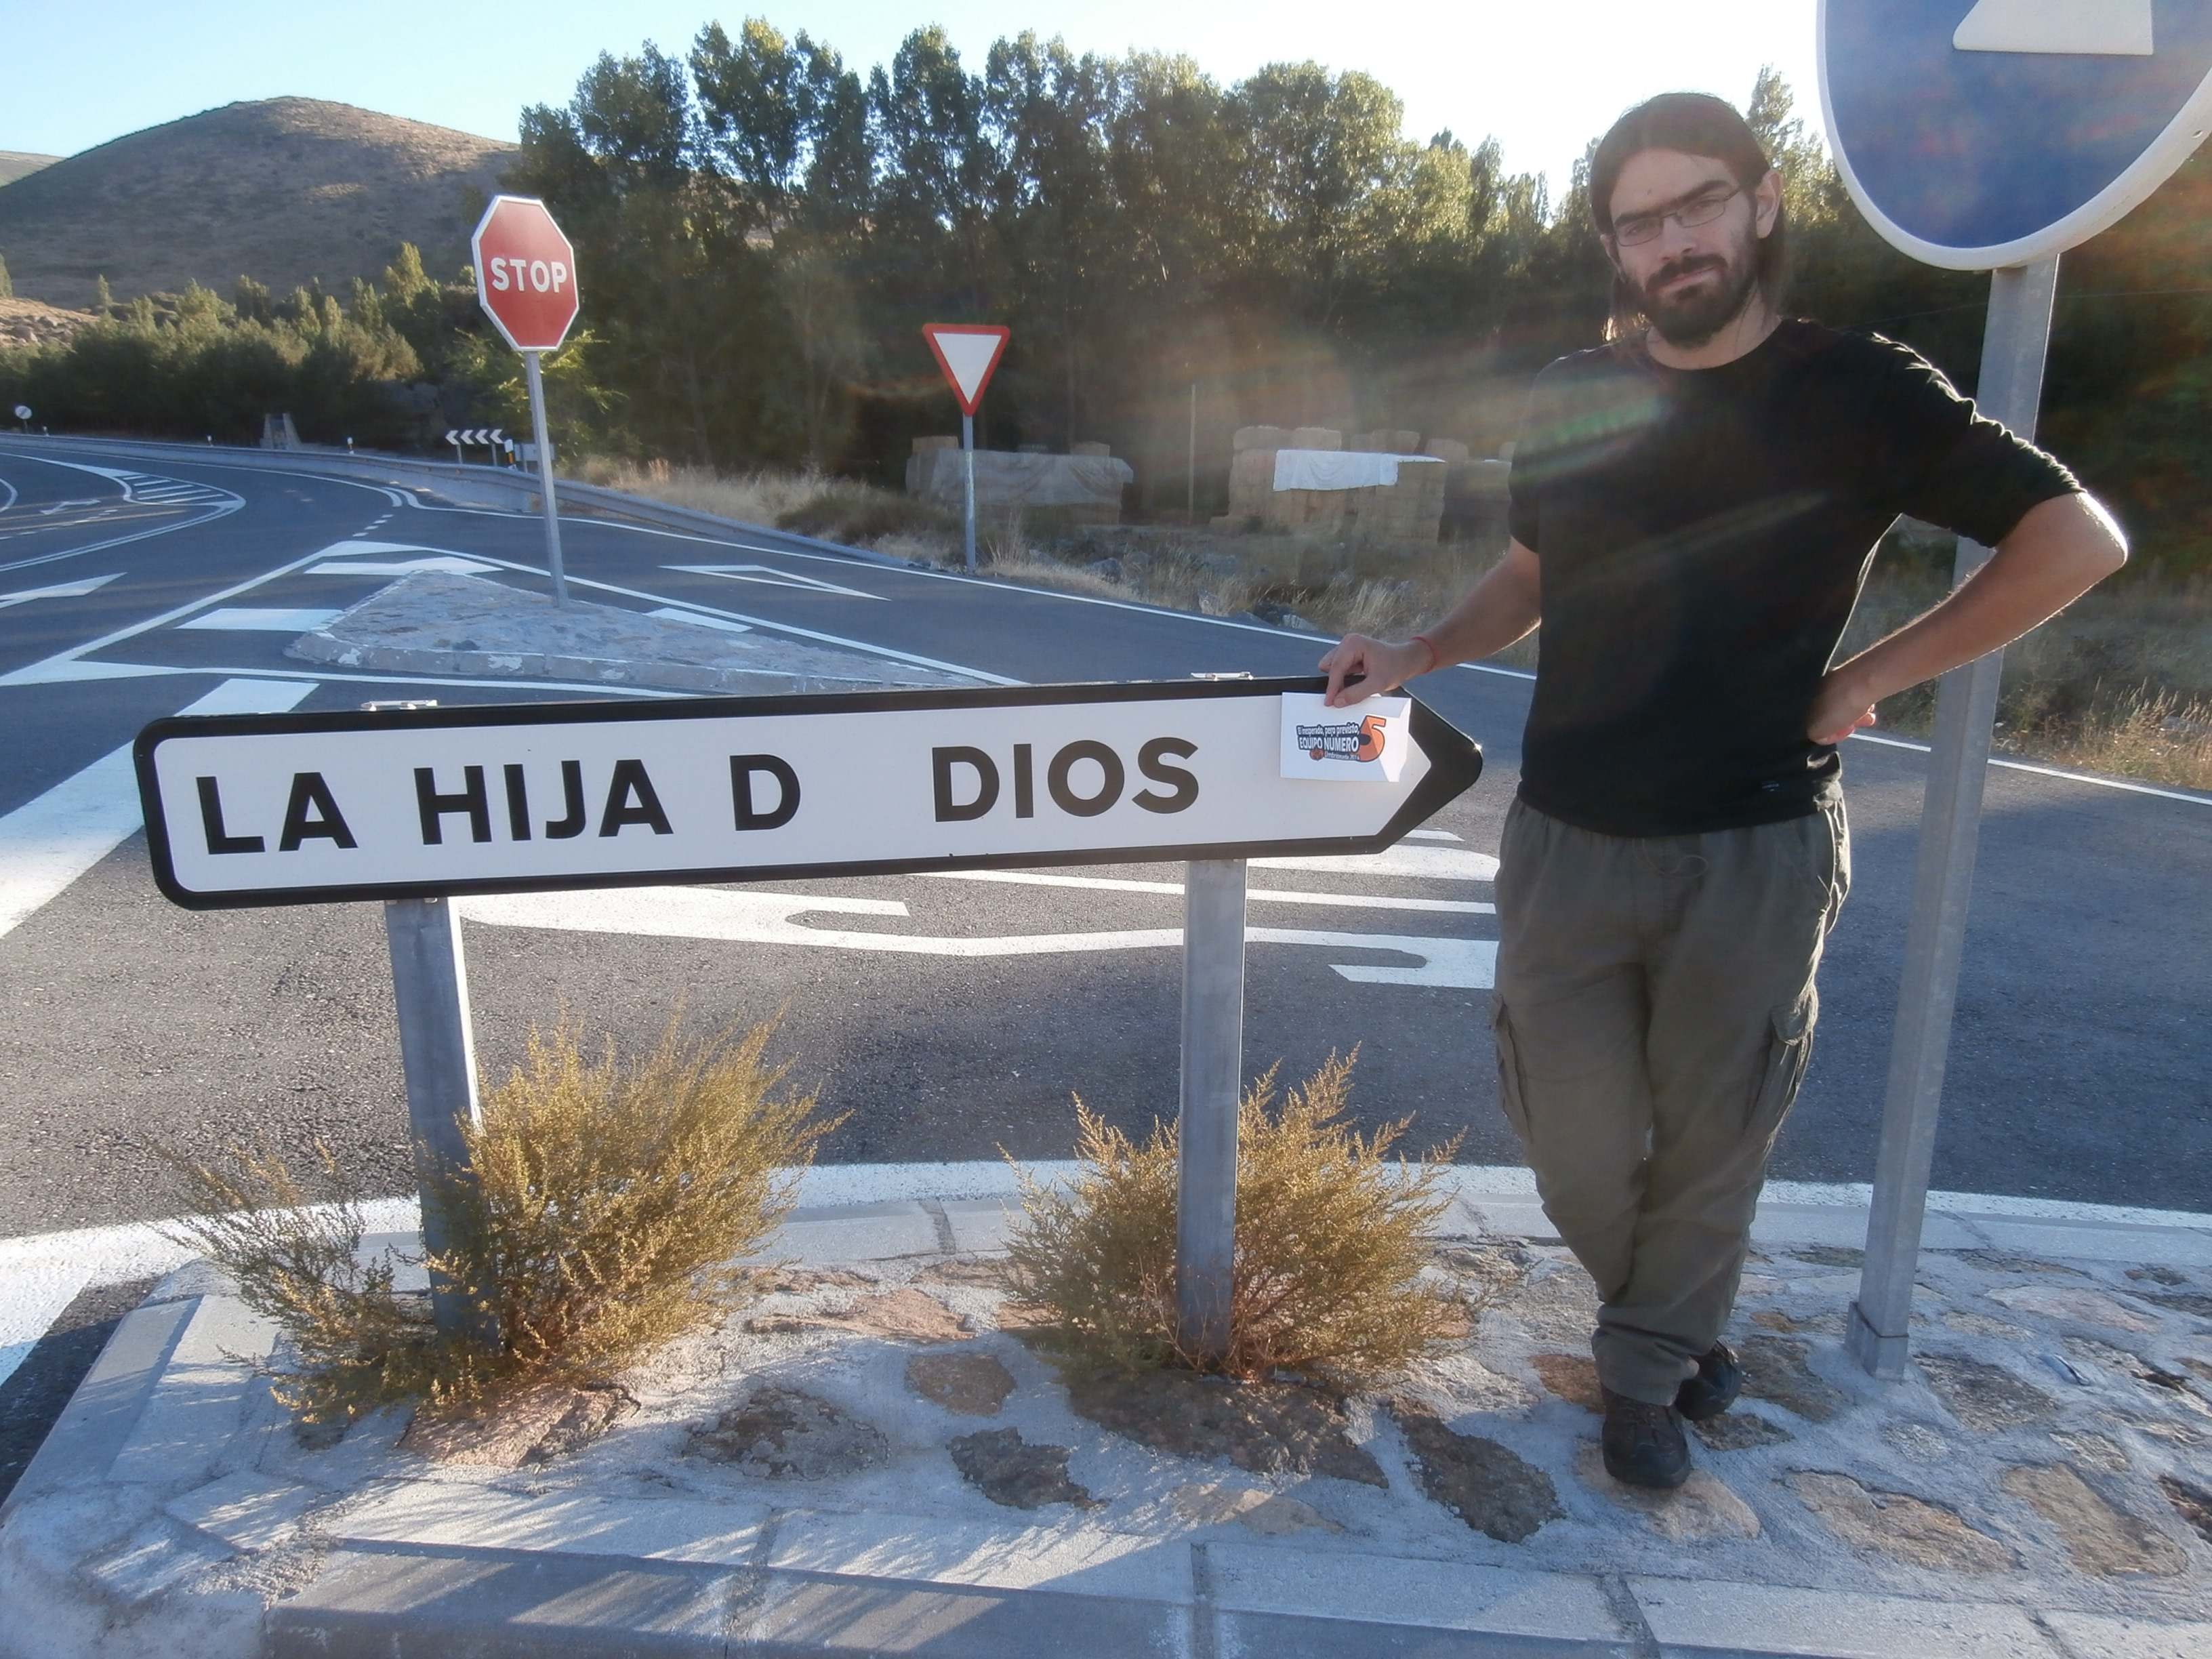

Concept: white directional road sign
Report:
left=1821, top=0, right=2212, bottom=267
left=136, top=679, right=1482, bottom=908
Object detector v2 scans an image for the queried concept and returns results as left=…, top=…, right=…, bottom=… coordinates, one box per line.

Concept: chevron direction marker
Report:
left=135, top=678, right=1481, bottom=908
left=0, top=573, right=121, bottom=610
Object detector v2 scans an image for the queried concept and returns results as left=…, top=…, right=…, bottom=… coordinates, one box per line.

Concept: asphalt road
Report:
left=2, top=436, right=2207, bottom=1242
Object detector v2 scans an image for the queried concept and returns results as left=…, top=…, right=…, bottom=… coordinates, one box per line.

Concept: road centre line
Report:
left=926, top=867, right=1495, bottom=914
left=0, top=678, right=314, bottom=938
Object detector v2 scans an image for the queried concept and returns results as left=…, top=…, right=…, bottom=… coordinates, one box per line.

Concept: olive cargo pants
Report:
left=1492, top=796, right=1850, bottom=1404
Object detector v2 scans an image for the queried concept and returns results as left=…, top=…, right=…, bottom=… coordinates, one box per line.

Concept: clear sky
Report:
left=0, top=1, right=1822, bottom=195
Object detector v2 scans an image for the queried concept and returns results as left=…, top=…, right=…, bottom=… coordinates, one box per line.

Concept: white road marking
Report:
left=308, top=557, right=499, bottom=576
left=178, top=607, right=344, bottom=632
left=455, top=886, right=1496, bottom=987
left=1254, top=845, right=1500, bottom=880
left=649, top=607, right=751, bottom=633
left=0, top=573, right=121, bottom=609
left=927, top=867, right=1493, bottom=915
left=666, top=563, right=886, bottom=600
left=1851, top=730, right=2212, bottom=807
left=0, top=460, right=243, bottom=575
left=0, top=678, right=315, bottom=938
left=1404, top=828, right=1462, bottom=840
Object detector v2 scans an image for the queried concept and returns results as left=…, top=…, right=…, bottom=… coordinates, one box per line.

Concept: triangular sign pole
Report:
left=922, top=325, right=1010, bottom=573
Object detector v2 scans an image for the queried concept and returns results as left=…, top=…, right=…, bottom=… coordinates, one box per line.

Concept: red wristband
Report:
left=1412, top=634, right=1440, bottom=675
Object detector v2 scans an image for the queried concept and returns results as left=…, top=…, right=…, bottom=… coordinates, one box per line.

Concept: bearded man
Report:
left=1319, top=93, right=2125, bottom=1488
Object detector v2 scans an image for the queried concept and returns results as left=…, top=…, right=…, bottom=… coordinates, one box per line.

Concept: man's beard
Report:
left=1627, top=245, right=1760, bottom=348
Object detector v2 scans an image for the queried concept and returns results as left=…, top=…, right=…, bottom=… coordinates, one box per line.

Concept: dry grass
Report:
left=574, top=457, right=954, bottom=547
left=164, top=1015, right=837, bottom=1427
left=1000, top=1053, right=1467, bottom=1389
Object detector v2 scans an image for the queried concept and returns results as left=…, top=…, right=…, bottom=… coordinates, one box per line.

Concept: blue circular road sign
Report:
left=1820, top=0, right=2212, bottom=268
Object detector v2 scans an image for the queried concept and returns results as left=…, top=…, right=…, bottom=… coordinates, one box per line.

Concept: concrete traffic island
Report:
left=5, top=1185, right=2211, bottom=1658
left=286, top=571, right=975, bottom=695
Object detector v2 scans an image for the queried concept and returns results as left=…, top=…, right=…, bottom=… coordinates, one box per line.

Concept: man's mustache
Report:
left=1646, top=253, right=1729, bottom=293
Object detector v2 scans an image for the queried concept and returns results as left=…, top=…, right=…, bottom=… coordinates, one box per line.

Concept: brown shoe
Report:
left=1601, top=1387, right=1690, bottom=1489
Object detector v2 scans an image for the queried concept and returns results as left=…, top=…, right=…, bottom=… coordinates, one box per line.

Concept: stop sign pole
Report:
left=472, top=195, right=582, bottom=609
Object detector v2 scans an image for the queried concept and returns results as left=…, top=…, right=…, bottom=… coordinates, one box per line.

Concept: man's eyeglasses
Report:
left=1611, top=184, right=1743, bottom=247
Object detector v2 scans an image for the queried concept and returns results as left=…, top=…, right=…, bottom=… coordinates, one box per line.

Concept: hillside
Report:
left=0, top=152, right=58, bottom=188
left=0, top=99, right=517, bottom=310
left=0, top=296, right=95, bottom=350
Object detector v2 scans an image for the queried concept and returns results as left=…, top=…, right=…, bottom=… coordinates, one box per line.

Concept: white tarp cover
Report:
left=1271, top=449, right=1445, bottom=491
left=912, top=449, right=1134, bottom=510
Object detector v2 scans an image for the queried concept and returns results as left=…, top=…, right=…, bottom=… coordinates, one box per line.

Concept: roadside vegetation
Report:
left=163, top=1015, right=836, bottom=1429
left=1001, top=1053, right=1465, bottom=1388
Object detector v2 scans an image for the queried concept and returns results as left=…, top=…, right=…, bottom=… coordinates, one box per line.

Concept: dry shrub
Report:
left=165, top=1015, right=836, bottom=1427
left=1001, top=1052, right=1464, bottom=1390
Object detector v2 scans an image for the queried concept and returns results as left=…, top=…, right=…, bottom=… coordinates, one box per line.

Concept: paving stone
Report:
left=396, top=1381, right=634, bottom=1468
left=2134, top=1288, right=2212, bottom=1318
left=1575, top=1443, right=1760, bottom=1540
left=2048, top=1430, right=2131, bottom=1474
left=758, top=1266, right=878, bottom=1293
left=765, top=1510, right=1179, bottom=1601
left=1949, top=1250, right=2089, bottom=1278
left=2156, top=1475, right=2212, bottom=1545
left=1427, top=1241, right=1534, bottom=1302
left=2128, top=1266, right=2192, bottom=1287
left=1919, top=1353, right=2060, bottom=1431
left=775, top=1202, right=944, bottom=1264
left=1529, top=1351, right=1601, bottom=1412
left=907, top=1351, right=1017, bottom=1416
left=333, top=1483, right=769, bottom=1562
left=1170, top=1481, right=1341, bottom=1534
left=947, top=1428, right=1098, bottom=1510
left=1067, top=1371, right=1385, bottom=1486
left=1502, top=1263, right=1600, bottom=1345
left=1944, top=1310, right=2032, bottom=1340
left=685, top=1385, right=888, bottom=1479
left=912, top=1256, right=1012, bottom=1288
left=1387, top=1399, right=1562, bottom=1542
left=747, top=1286, right=972, bottom=1342
left=1788, top=1471, right=2016, bottom=1574
left=1692, top=1410, right=1793, bottom=1451
left=1738, top=1334, right=1849, bottom=1423
left=752, top=1574, right=1179, bottom=1657
left=1415, top=1353, right=1537, bottom=1413
left=1750, top=1307, right=1845, bottom=1335
left=1881, top=1421, right=1951, bottom=1463
left=2001, top=1463, right=2188, bottom=1576
left=1988, top=1284, right=2160, bottom=1333
left=1788, top=1245, right=1864, bottom=1269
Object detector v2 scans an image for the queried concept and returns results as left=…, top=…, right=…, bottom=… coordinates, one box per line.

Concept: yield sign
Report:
left=1821, top=0, right=2212, bottom=268
left=922, top=324, right=1010, bottom=414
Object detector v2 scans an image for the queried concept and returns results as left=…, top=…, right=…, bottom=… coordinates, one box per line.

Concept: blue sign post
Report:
left=1820, top=1, right=2212, bottom=1378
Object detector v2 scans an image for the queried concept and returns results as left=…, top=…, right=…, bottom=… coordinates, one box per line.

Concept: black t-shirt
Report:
left=1504, top=320, right=2078, bottom=838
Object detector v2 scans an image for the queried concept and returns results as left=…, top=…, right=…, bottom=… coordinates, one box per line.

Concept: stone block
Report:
left=1071, top=441, right=1111, bottom=455
left=1, top=1294, right=194, bottom=1518
left=270, top=1546, right=733, bottom=1656
left=1290, top=427, right=1343, bottom=450
left=773, top=1202, right=943, bottom=1265
left=941, top=1197, right=1017, bottom=1253
left=166, top=1471, right=321, bottom=1553
left=1629, top=1577, right=2061, bottom=1659
left=1389, top=428, right=1421, bottom=453
left=765, top=1509, right=1189, bottom=1602
left=333, top=1481, right=770, bottom=1564
left=108, top=1294, right=276, bottom=1487
left=1962, top=1218, right=2212, bottom=1269
left=913, top=434, right=958, bottom=453
left=2042, top=1611, right=2212, bottom=1659
left=751, top=1575, right=1187, bottom=1658
left=1425, top=438, right=1471, bottom=464
left=1232, top=425, right=1292, bottom=451
left=1209, top=1544, right=1622, bottom=1643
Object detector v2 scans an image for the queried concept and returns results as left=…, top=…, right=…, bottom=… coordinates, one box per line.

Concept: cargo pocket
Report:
left=1746, top=998, right=1815, bottom=1143
left=1492, top=1000, right=1534, bottom=1147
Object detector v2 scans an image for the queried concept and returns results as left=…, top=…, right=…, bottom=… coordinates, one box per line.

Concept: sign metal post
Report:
left=1820, top=9, right=2212, bottom=1375
left=1175, top=857, right=1247, bottom=1361
left=922, top=325, right=1010, bottom=577
left=523, top=352, right=571, bottom=608
left=382, top=895, right=489, bottom=1340
left=1847, top=258, right=2057, bottom=1376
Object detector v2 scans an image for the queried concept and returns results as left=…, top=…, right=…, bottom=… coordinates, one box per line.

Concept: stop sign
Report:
left=471, top=195, right=579, bottom=352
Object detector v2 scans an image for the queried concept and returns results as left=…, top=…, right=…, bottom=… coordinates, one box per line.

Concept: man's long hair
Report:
left=1589, top=93, right=1792, bottom=343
